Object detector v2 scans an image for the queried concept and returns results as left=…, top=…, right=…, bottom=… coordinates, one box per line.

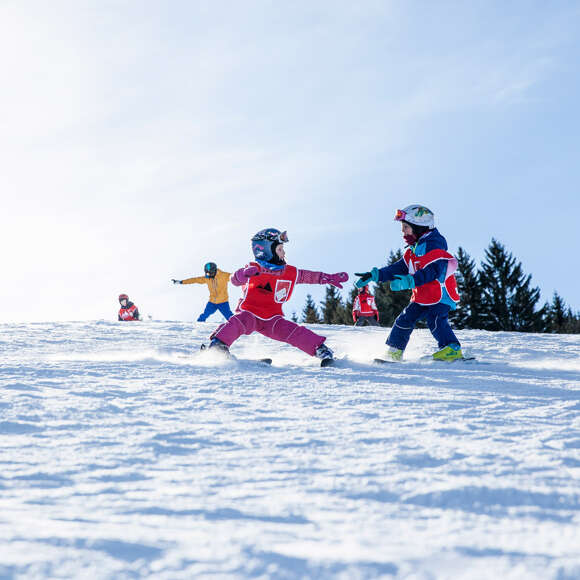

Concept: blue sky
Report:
left=1, top=1, right=579, bottom=322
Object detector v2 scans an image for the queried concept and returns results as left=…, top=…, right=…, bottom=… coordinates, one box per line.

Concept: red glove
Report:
left=320, top=272, right=349, bottom=289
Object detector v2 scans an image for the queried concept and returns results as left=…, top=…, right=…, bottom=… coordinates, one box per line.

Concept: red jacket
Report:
left=352, top=291, right=378, bottom=322
left=118, top=303, right=140, bottom=321
left=236, top=263, right=298, bottom=320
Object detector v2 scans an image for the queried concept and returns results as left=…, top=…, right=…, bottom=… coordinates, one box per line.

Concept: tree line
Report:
left=295, top=238, right=580, bottom=334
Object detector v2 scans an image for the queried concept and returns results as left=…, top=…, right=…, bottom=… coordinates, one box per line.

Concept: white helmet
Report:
left=394, top=205, right=435, bottom=229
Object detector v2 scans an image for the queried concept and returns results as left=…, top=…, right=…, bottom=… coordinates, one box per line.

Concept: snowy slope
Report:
left=0, top=320, right=579, bottom=579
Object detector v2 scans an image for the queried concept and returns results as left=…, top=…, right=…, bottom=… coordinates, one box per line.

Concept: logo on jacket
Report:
left=257, top=282, right=273, bottom=293
left=274, top=280, right=292, bottom=303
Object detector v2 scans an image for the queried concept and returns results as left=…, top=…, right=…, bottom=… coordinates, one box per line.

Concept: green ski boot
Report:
left=385, top=347, right=403, bottom=362
left=432, top=343, right=463, bottom=362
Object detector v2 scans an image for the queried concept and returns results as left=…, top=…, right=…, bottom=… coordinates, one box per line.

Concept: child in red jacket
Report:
left=118, top=294, right=140, bottom=321
left=207, top=228, right=348, bottom=366
left=352, top=285, right=379, bottom=326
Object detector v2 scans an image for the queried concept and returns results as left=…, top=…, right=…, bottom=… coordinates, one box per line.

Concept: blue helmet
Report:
left=204, top=262, right=217, bottom=277
left=251, top=228, right=288, bottom=263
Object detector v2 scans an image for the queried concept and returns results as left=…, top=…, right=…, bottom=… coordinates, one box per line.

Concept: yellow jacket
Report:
left=182, top=269, right=231, bottom=304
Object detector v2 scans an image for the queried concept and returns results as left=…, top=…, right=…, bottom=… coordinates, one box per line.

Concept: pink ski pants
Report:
left=212, top=311, right=325, bottom=356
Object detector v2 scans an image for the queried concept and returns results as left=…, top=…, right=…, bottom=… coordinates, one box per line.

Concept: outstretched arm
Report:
left=297, top=269, right=349, bottom=288
left=181, top=276, right=206, bottom=285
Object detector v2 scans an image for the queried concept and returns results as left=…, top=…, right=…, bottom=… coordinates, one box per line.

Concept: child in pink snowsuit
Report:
left=208, top=228, right=348, bottom=364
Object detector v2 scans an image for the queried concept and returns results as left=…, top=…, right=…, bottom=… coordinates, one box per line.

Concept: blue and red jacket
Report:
left=377, top=228, right=460, bottom=309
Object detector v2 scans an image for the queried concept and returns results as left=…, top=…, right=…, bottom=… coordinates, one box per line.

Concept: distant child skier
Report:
left=352, top=285, right=380, bottom=326
left=172, top=262, right=234, bottom=321
left=207, top=228, right=348, bottom=366
left=355, top=204, right=462, bottom=361
left=118, top=293, right=140, bottom=321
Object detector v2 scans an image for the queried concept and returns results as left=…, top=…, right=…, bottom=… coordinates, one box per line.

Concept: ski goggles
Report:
left=394, top=209, right=407, bottom=222
left=252, top=230, right=289, bottom=243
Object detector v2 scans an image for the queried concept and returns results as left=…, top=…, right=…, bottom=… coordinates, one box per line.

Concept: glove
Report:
left=242, top=266, right=260, bottom=279
left=320, top=272, right=349, bottom=289
left=390, top=274, right=415, bottom=291
left=171, top=279, right=182, bottom=285
left=354, top=268, right=379, bottom=288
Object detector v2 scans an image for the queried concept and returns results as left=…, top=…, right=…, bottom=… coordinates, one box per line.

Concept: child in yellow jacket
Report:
left=172, top=262, right=234, bottom=321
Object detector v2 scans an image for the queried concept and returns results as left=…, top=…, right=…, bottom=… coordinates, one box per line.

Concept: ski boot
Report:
left=385, top=347, right=403, bottom=362
left=315, top=343, right=335, bottom=367
left=373, top=347, right=403, bottom=364
left=207, top=337, right=231, bottom=357
left=432, top=343, right=463, bottom=362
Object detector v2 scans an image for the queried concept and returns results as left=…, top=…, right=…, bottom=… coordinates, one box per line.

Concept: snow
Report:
left=1, top=320, right=579, bottom=579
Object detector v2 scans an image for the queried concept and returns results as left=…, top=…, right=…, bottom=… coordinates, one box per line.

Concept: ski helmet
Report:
left=251, top=228, right=289, bottom=263
left=204, top=262, right=217, bottom=278
left=119, top=293, right=129, bottom=303
left=394, top=205, right=435, bottom=229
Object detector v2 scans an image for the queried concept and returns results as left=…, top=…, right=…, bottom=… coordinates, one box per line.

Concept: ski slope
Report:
left=1, top=320, right=579, bottom=579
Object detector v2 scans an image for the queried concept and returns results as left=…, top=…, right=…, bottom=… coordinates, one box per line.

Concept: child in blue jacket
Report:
left=355, top=204, right=463, bottom=361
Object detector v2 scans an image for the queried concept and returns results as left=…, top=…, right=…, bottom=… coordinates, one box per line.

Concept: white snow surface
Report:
left=1, top=320, right=579, bottom=580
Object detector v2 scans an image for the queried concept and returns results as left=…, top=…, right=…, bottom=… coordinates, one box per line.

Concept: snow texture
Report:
left=1, top=320, right=579, bottom=579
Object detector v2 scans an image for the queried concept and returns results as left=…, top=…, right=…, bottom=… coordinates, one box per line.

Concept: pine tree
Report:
left=302, top=294, right=321, bottom=324
left=545, top=292, right=567, bottom=333
left=564, top=307, right=580, bottom=333
left=373, top=249, right=411, bottom=326
left=449, top=247, right=483, bottom=329
left=478, top=239, right=544, bottom=332
left=544, top=294, right=580, bottom=333
left=320, top=286, right=344, bottom=324
left=341, top=285, right=359, bottom=325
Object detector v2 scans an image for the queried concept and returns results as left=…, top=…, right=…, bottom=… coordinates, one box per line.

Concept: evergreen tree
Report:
left=449, top=247, right=483, bottom=329
left=301, top=294, right=321, bottom=324
left=374, top=249, right=411, bottom=326
left=545, top=292, right=567, bottom=333
left=341, top=285, right=359, bottom=325
left=544, top=293, right=580, bottom=333
left=564, top=307, right=580, bottom=333
left=290, top=311, right=298, bottom=323
left=320, top=286, right=344, bottom=324
left=478, top=239, right=544, bottom=332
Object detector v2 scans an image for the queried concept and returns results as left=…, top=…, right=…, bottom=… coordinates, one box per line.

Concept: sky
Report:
left=1, top=1, right=579, bottom=323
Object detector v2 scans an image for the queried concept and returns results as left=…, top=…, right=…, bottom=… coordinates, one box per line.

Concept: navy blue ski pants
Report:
left=387, top=302, right=459, bottom=351
left=197, top=301, right=234, bottom=322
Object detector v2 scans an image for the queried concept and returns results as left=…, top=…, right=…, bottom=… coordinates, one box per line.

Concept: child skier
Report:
left=352, top=285, right=380, bottom=326
left=118, top=293, right=140, bottom=321
left=207, top=228, right=348, bottom=366
left=355, top=204, right=462, bottom=361
left=172, top=262, right=234, bottom=321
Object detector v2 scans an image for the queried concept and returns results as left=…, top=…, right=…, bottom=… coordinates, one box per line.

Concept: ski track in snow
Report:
left=0, top=320, right=579, bottom=579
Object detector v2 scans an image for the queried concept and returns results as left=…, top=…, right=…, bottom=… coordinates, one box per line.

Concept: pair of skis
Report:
left=199, top=344, right=336, bottom=368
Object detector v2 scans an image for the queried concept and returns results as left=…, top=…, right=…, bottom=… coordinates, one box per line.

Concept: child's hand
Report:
left=321, top=272, right=349, bottom=289
left=242, top=266, right=260, bottom=279
left=354, top=268, right=379, bottom=288
left=390, top=274, right=415, bottom=291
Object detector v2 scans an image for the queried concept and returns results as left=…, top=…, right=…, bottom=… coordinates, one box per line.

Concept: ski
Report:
left=199, top=344, right=272, bottom=366
left=374, top=356, right=477, bottom=365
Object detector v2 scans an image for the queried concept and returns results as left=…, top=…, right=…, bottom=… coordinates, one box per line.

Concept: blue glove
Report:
left=354, top=268, right=379, bottom=288
left=390, top=274, right=415, bottom=291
